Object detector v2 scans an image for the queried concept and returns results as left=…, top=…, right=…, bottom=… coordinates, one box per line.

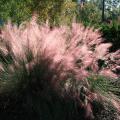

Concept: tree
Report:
left=105, top=0, right=120, bottom=20
left=0, top=0, right=77, bottom=25
left=77, top=1, right=101, bottom=25
left=0, top=0, right=33, bottom=25
left=89, top=0, right=120, bottom=21
left=102, top=0, right=105, bottom=22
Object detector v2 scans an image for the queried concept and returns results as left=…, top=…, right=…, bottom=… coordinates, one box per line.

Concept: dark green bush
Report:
left=100, top=23, right=120, bottom=52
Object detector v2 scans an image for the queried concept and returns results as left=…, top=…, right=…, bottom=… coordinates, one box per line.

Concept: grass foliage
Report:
left=0, top=19, right=120, bottom=120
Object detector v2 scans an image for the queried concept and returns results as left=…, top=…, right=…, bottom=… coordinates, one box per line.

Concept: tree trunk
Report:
left=102, top=0, right=105, bottom=22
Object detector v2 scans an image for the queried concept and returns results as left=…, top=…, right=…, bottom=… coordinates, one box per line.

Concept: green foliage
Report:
left=31, top=0, right=63, bottom=24
left=57, top=1, right=77, bottom=25
left=33, top=0, right=77, bottom=26
left=77, top=2, right=101, bottom=25
left=89, top=0, right=120, bottom=21
left=0, top=0, right=33, bottom=25
left=87, top=75, right=120, bottom=97
left=0, top=0, right=77, bottom=26
left=0, top=0, right=119, bottom=26
left=100, top=22, right=120, bottom=51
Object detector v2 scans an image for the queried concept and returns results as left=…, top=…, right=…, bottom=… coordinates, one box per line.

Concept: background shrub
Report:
left=100, top=23, right=120, bottom=52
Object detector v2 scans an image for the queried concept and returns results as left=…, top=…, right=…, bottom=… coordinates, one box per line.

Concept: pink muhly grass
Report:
left=0, top=17, right=120, bottom=119
left=0, top=17, right=119, bottom=86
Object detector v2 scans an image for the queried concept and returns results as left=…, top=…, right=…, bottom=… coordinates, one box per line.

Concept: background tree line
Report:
left=0, top=0, right=119, bottom=25
left=0, top=0, right=120, bottom=51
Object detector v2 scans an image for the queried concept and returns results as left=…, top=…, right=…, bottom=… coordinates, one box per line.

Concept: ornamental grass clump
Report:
left=0, top=16, right=120, bottom=119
